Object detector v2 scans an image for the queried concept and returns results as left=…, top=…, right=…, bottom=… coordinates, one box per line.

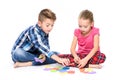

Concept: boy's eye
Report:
left=51, top=25, right=54, bottom=27
left=46, top=24, right=54, bottom=27
left=46, top=25, right=49, bottom=27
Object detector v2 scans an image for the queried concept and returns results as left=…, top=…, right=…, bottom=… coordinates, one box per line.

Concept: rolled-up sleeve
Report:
left=48, top=51, right=56, bottom=58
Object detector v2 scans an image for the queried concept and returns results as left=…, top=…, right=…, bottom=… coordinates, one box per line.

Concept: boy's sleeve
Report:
left=29, top=28, right=58, bottom=58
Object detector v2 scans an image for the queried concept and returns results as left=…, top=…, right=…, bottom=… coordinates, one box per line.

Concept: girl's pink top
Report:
left=74, top=27, right=100, bottom=54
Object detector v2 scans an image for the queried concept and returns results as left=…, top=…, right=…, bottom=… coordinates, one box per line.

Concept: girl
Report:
left=70, top=9, right=106, bottom=69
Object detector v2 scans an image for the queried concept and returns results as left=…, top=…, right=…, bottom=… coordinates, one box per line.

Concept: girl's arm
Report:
left=70, top=36, right=78, bottom=57
left=78, top=34, right=99, bottom=68
left=84, top=34, right=99, bottom=61
left=70, top=36, right=80, bottom=63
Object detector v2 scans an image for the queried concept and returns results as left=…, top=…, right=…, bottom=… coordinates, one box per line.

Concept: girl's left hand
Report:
left=77, top=58, right=88, bottom=68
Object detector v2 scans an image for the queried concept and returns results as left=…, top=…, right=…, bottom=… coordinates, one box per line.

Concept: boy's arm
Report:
left=30, top=31, right=69, bottom=65
left=51, top=54, right=70, bottom=66
left=29, top=27, right=70, bottom=65
left=51, top=54, right=61, bottom=63
left=29, top=28, right=57, bottom=58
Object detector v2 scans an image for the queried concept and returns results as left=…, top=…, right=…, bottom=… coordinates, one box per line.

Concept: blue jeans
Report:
left=11, top=48, right=57, bottom=65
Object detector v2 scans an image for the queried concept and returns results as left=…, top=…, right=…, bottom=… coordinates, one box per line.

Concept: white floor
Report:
left=0, top=48, right=119, bottom=80
left=0, top=0, right=120, bottom=80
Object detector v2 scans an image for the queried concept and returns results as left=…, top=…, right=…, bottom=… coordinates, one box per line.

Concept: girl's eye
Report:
left=79, top=25, right=82, bottom=27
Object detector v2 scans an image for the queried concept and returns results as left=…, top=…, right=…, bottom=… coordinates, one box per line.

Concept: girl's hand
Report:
left=77, top=58, right=88, bottom=68
left=74, top=55, right=80, bottom=64
left=59, top=58, right=70, bottom=66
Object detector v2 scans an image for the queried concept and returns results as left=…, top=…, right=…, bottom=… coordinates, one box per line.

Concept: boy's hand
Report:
left=59, top=58, right=70, bottom=66
left=35, top=54, right=46, bottom=63
left=39, top=54, right=46, bottom=62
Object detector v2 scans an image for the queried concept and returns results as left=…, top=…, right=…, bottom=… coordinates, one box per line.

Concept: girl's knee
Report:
left=102, top=53, right=106, bottom=60
left=99, top=53, right=106, bottom=63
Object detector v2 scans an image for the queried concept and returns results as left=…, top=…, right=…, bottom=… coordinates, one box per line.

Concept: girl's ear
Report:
left=91, top=22, right=94, bottom=27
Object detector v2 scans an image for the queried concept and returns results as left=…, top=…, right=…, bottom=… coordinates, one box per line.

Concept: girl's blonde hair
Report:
left=38, top=9, right=56, bottom=22
left=79, top=9, right=94, bottom=23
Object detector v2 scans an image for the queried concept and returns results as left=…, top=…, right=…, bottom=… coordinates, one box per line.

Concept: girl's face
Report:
left=38, top=19, right=54, bottom=34
left=78, top=18, right=93, bottom=35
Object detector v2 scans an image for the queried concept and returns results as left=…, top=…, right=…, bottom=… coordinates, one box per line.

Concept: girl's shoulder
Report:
left=74, top=28, right=81, bottom=37
left=93, top=27, right=99, bottom=30
left=74, top=28, right=81, bottom=33
left=92, top=27, right=100, bottom=35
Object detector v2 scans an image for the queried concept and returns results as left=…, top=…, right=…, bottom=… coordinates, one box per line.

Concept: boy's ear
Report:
left=38, top=21, right=42, bottom=26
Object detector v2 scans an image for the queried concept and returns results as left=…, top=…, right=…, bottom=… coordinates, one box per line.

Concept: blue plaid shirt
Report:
left=11, top=24, right=58, bottom=58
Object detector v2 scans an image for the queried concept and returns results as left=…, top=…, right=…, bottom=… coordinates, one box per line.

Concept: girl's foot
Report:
left=14, top=62, right=32, bottom=68
left=89, top=64, right=102, bottom=69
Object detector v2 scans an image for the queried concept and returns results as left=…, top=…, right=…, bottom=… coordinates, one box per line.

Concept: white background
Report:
left=0, top=0, right=120, bottom=80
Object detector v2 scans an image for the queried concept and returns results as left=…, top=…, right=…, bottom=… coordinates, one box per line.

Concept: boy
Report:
left=11, top=9, right=70, bottom=68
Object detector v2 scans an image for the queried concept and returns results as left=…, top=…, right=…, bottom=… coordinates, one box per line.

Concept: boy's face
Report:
left=38, top=19, right=54, bottom=34
left=78, top=18, right=93, bottom=35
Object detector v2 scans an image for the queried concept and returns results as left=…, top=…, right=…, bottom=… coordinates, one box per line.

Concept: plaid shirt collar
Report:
left=35, top=24, right=49, bottom=37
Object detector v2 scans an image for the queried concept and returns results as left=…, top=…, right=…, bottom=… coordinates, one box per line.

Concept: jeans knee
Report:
left=12, top=48, right=25, bottom=61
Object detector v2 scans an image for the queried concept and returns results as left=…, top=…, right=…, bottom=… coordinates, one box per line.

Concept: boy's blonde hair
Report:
left=79, top=9, right=94, bottom=23
left=38, top=9, right=56, bottom=22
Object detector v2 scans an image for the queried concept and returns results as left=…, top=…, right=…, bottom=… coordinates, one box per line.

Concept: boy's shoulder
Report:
left=25, top=24, right=36, bottom=31
left=21, top=25, right=36, bottom=34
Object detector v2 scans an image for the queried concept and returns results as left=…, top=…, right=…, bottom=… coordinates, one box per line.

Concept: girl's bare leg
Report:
left=89, top=64, right=102, bottom=69
left=14, top=62, right=32, bottom=68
